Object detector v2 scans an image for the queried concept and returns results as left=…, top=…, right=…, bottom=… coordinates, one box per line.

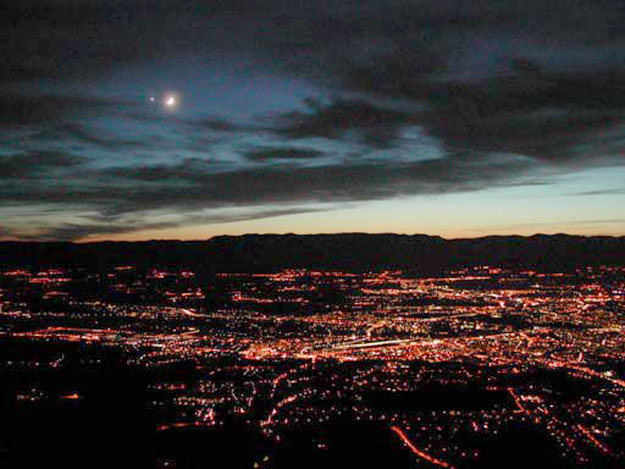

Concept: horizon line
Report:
left=1, top=231, right=624, bottom=244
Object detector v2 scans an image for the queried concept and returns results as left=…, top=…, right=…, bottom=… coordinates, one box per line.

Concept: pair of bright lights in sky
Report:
left=149, top=93, right=179, bottom=109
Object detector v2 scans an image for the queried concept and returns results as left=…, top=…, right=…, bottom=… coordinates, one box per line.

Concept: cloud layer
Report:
left=1, top=1, right=624, bottom=239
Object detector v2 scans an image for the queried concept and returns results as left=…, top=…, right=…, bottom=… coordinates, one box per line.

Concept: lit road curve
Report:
left=390, top=425, right=456, bottom=469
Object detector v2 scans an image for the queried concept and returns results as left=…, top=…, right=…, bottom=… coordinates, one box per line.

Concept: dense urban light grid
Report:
left=1, top=263, right=625, bottom=466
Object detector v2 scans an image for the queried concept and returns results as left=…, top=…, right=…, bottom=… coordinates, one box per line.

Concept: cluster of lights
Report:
left=2, top=265, right=625, bottom=466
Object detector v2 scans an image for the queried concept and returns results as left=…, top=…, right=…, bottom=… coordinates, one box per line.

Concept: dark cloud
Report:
left=30, top=206, right=327, bottom=241
left=571, top=188, right=625, bottom=197
left=196, top=118, right=254, bottom=133
left=0, top=1, right=208, bottom=83
left=125, top=112, right=252, bottom=132
left=26, top=122, right=152, bottom=151
left=104, top=158, right=216, bottom=183
left=0, top=151, right=535, bottom=221
left=244, top=146, right=324, bottom=161
left=0, top=94, right=136, bottom=129
left=0, top=150, right=85, bottom=178
left=267, top=68, right=625, bottom=165
left=274, top=99, right=415, bottom=149
left=416, top=70, right=625, bottom=164
left=3, top=1, right=624, bottom=84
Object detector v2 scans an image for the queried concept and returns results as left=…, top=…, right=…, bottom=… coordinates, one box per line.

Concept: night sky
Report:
left=1, top=0, right=624, bottom=241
